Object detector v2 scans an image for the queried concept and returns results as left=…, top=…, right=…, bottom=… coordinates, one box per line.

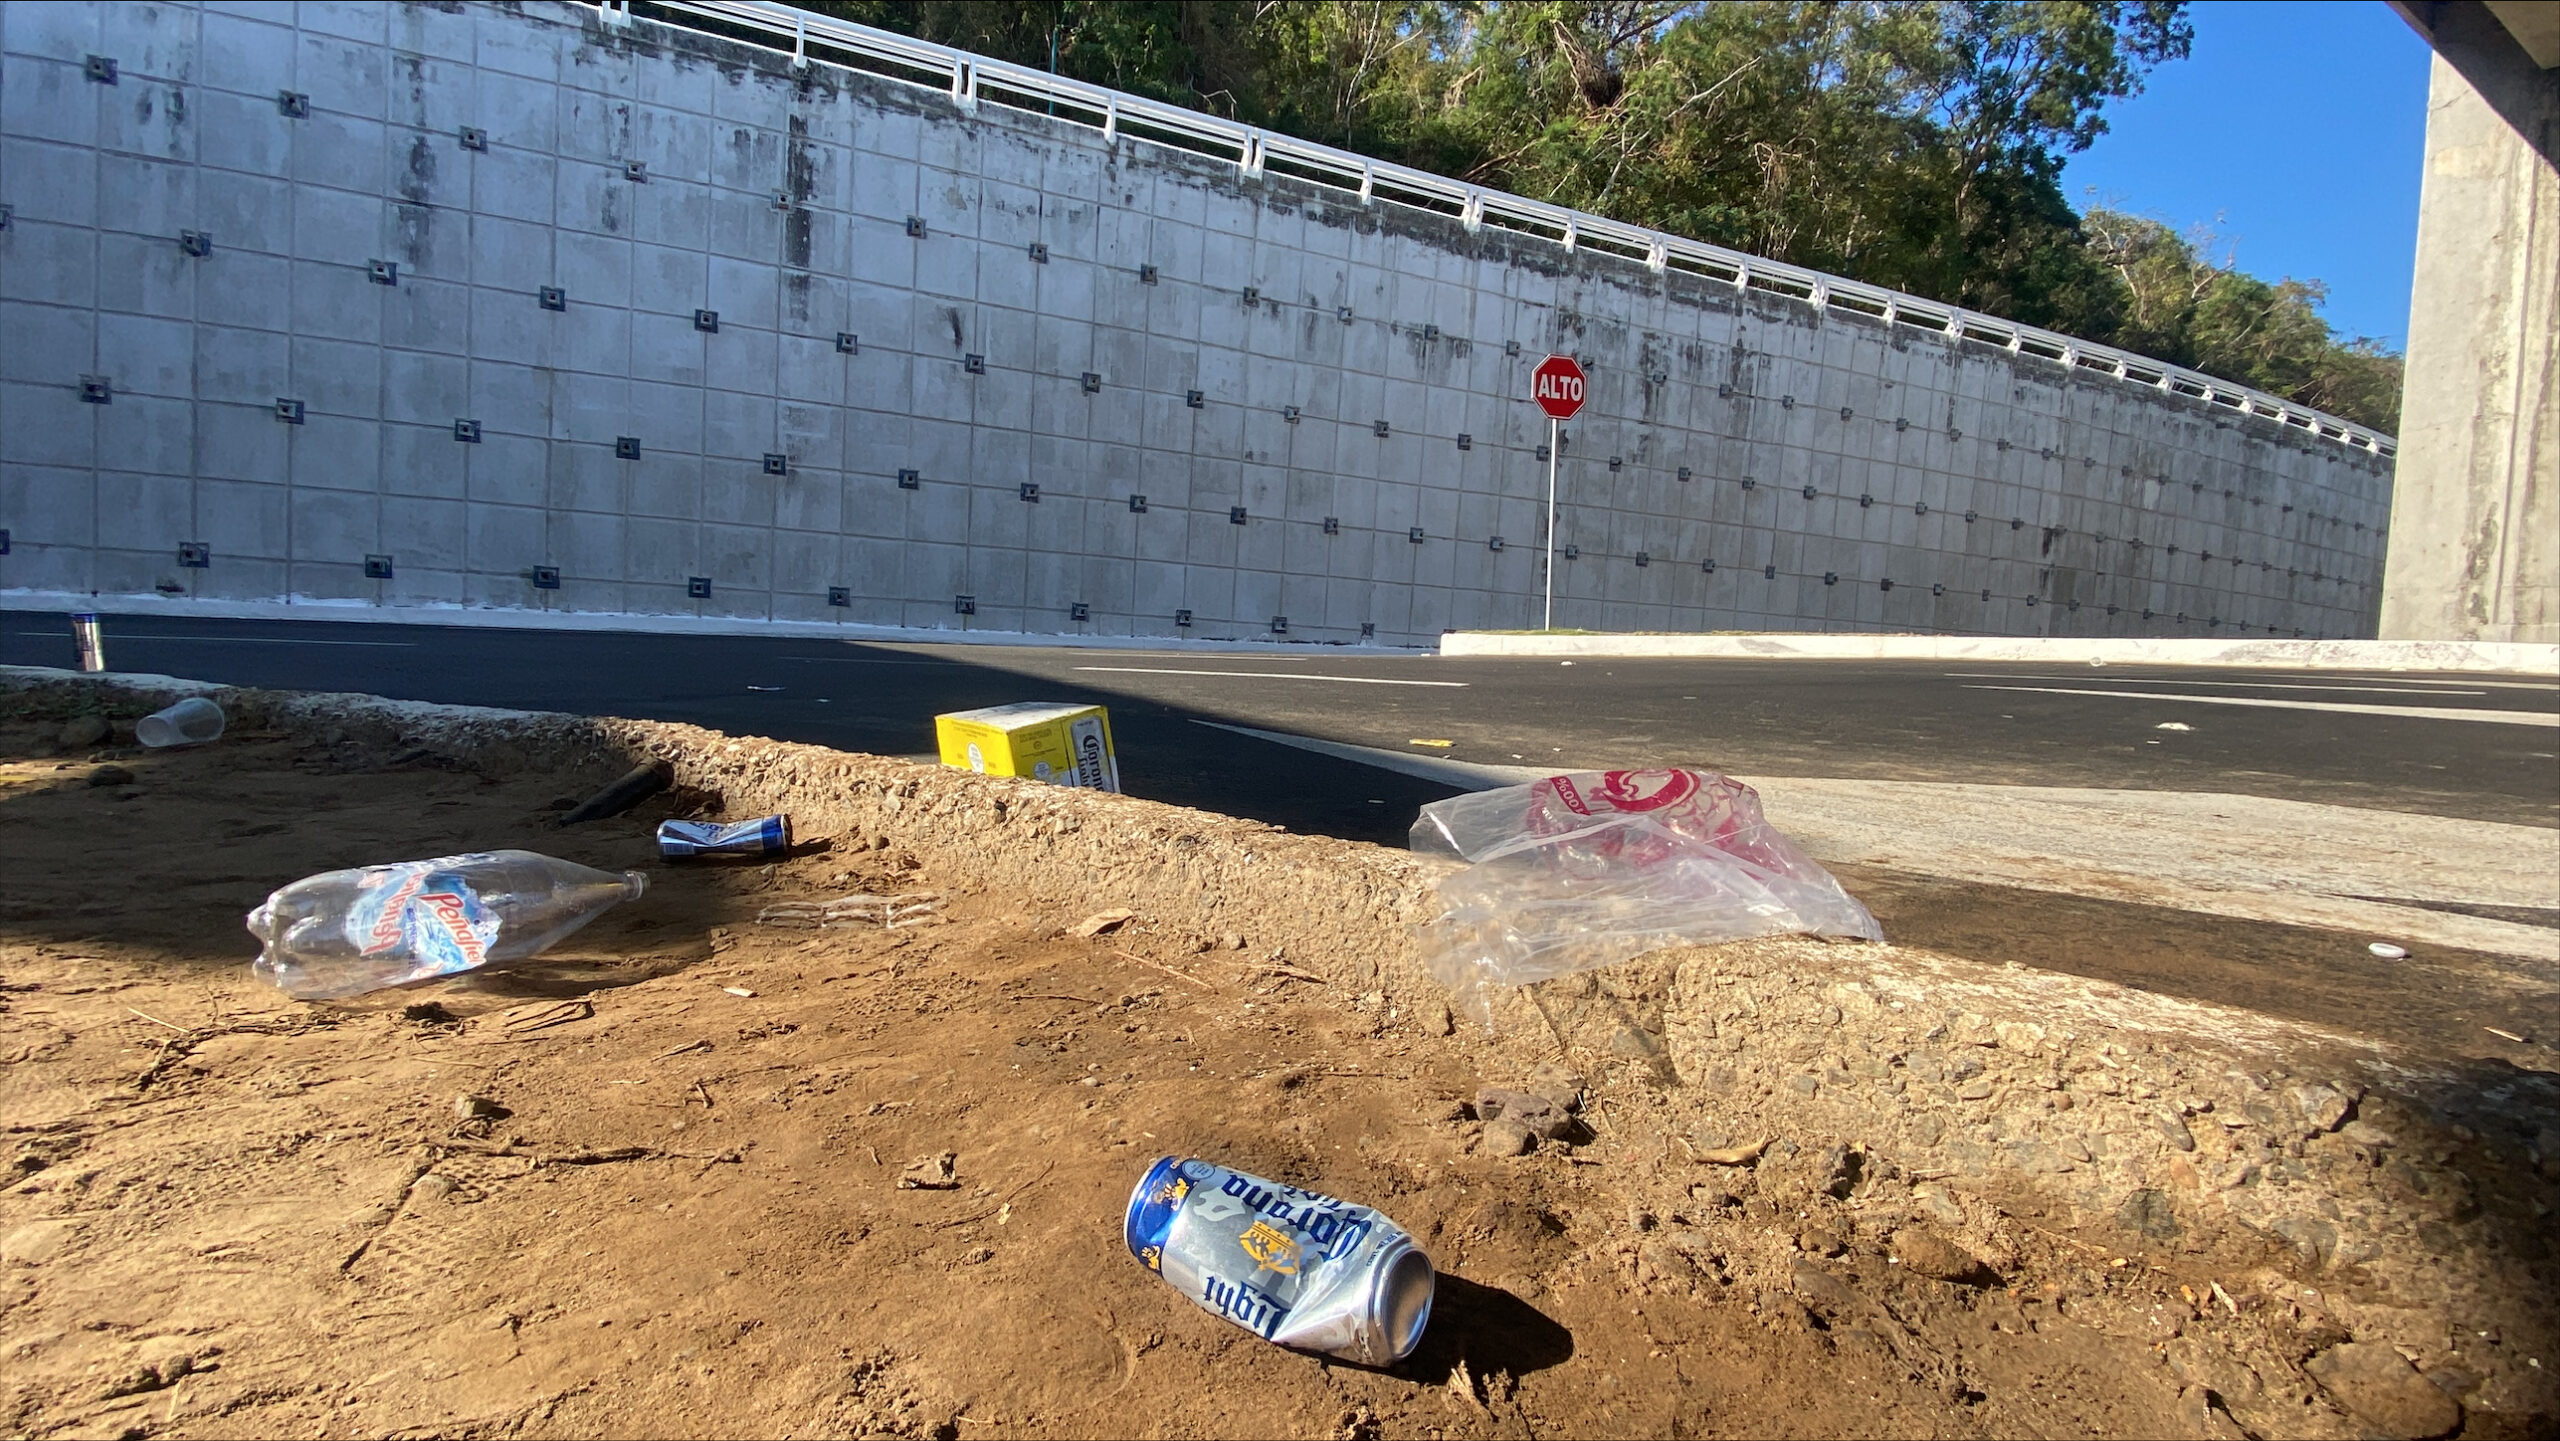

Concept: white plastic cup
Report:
left=136, top=696, right=226, bottom=748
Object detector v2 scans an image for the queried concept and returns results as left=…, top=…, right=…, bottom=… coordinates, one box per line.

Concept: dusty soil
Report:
left=1, top=680, right=2552, bottom=1440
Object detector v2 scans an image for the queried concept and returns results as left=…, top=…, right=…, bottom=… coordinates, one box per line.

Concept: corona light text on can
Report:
left=1123, top=1156, right=1435, bottom=1365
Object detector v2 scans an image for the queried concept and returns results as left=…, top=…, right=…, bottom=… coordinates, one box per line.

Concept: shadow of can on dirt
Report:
left=1394, top=1271, right=1575, bottom=1386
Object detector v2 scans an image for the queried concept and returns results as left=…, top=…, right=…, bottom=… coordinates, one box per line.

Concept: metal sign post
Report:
left=1530, top=355, right=1587, bottom=631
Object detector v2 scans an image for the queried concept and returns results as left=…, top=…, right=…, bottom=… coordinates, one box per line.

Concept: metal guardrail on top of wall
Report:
left=593, top=0, right=2397, bottom=462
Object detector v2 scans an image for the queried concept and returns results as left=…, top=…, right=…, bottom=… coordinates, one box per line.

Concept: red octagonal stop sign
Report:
left=1532, top=354, right=1587, bottom=420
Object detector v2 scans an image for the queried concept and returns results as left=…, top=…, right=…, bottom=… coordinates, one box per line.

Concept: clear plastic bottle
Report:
left=248, top=850, right=648, bottom=1000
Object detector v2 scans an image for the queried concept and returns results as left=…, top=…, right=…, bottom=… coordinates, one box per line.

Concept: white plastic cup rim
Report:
left=137, top=696, right=225, bottom=748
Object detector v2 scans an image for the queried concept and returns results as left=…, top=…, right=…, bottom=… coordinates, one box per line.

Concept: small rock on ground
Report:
left=1481, top=1117, right=1537, bottom=1157
left=87, top=764, right=135, bottom=788
left=58, top=714, right=109, bottom=749
left=2305, top=1342, right=2461, bottom=1440
left=1890, top=1228, right=1992, bottom=1285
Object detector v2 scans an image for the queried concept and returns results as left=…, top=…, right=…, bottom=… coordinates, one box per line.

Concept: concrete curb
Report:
left=1438, top=631, right=2560, bottom=675
left=0, top=589, right=1397, bottom=654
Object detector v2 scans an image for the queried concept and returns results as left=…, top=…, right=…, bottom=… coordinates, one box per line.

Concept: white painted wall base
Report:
left=1437, top=630, right=2560, bottom=675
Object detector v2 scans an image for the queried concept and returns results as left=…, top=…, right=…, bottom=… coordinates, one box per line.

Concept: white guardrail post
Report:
left=604, top=0, right=2391, bottom=457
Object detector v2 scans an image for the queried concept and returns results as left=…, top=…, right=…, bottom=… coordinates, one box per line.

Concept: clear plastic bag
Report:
left=1412, top=769, right=1880, bottom=1025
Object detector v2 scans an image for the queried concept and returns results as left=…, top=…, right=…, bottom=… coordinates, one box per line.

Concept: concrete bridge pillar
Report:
left=2382, top=1, right=2559, bottom=643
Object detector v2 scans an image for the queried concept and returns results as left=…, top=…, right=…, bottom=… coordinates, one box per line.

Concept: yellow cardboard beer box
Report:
left=934, top=702, right=1121, bottom=792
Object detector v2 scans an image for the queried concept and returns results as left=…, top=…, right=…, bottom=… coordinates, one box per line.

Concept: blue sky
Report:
left=2060, top=1, right=2432, bottom=350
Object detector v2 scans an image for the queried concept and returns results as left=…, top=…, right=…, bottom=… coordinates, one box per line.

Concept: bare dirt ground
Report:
left=1, top=679, right=2552, bottom=1441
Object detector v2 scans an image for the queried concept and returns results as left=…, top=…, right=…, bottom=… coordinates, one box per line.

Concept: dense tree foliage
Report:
left=812, top=1, right=2401, bottom=431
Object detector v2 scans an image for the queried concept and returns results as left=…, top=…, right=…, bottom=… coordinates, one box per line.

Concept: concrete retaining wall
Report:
left=0, top=1, right=2394, bottom=645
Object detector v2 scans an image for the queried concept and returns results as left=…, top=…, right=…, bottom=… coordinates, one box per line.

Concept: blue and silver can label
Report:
left=656, top=815, right=791, bottom=858
left=1124, top=1156, right=1435, bottom=1366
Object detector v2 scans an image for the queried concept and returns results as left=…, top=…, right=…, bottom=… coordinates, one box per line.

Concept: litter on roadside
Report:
left=247, top=851, right=647, bottom=1000
left=658, top=815, right=791, bottom=858
left=71, top=613, right=106, bottom=673
left=1126, top=1157, right=1434, bottom=1366
left=136, top=696, right=225, bottom=748
left=1412, top=769, right=1879, bottom=1026
left=754, top=891, right=944, bottom=930
left=935, top=703, right=1119, bottom=791
left=2368, top=941, right=2409, bottom=959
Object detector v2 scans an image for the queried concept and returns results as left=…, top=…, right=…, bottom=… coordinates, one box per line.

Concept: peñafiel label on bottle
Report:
left=343, top=861, right=502, bottom=976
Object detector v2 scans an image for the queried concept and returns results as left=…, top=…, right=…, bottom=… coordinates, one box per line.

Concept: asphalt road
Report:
left=5, top=610, right=2555, bottom=841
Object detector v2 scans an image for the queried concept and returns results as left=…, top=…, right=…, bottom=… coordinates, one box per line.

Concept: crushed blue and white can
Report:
left=1124, top=1156, right=1435, bottom=1366
left=656, top=815, right=791, bottom=858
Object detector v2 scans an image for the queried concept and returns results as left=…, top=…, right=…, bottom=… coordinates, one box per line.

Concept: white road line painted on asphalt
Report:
left=12, top=631, right=416, bottom=647
left=1193, top=722, right=1537, bottom=786
left=1076, top=666, right=1468, bottom=688
left=1959, top=685, right=2560, bottom=727
left=1941, top=672, right=2490, bottom=697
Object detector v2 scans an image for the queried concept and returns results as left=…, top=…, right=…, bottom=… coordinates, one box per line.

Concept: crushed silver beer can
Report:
left=1124, top=1157, right=1435, bottom=1365
left=656, top=815, right=790, bottom=858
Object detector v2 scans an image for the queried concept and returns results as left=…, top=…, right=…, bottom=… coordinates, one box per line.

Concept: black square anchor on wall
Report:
left=1677, top=466, right=1691, bottom=482
left=1138, top=264, right=1158, bottom=285
left=1503, top=340, right=1520, bottom=357
left=454, top=418, right=481, bottom=442
left=178, top=542, right=211, bottom=569
left=693, top=309, right=719, bottom=333
left=1128, top=494, right=1147, bottom=513
left=1608, top=456, right=1622, bottom=472
left=1229, top=507, right=1248, bottom=526
left=1456, top=433, right=1471, bottom=451
left=828, top=587, right=851, bottom=607
left=1027, top=242, right=1048, bottom=263
left=364, top=554, right=394, bottom=580
left=532, top=565, right=561, bottom=590
left=1702, top=557, right=1716, bottom=573
left=1186, top=389, right=1204, bottom=409
left=1488, top=535, right=1505, bottom=552
left=836, top=332, right=859, bottom=354
left=1374, top=420, right=1391, bottom=438
left=1562, top=545, right=1579, bottom=561
left=1322, top=516, right=1339, bottom=535
left=277, top=90, right=310, bottom=118
left=898, top=469, right=920, bottom=489
left=1081, top=372, right=1101, bottom=394
left=539, top=286, right=566, bottom=311
left=1019, top=482, right=1039, bottom=502
left=964, top=354, right=986, bottom=375
left=275, top=398, right=305, bottom=424
left=369, top=259, right=398, bottom=286
left=0, top=530, right=8, bottom=555
left=1282, top=406, right=1300, bottom=423
left=459, top=126, right=487, bottom=151
left=615, top=436, right=641, bottom=459
left=1070, top=602, right=1090, bottom=622
left=1634, top=551, right=1650, bottom=567
left=764, top=453, right=788, bottom=476
left=687, top=576, right=713, bottom=600
left=1242, top=286, right=1259, bottom=305
left=80, top=376, right=112, bottom=404
left=1360, top=623, right=1376, bottom=639
left=1270, top=616, right=1288, bottom=635
left=1174, top=609, right=1192, bottom=628
left=85, top=55, right=117, bottom=84
left=180, top=230, right=213, bottom=258
left=905, top=215, right=927, bottom=237
left=953, top=594, right=976, bottom=616
left=625, top=160, right=648, bottom=182
left=1408, top=527, right=1426, bottom=544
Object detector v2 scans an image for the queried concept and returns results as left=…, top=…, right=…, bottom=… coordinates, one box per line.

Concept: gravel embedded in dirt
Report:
left=0, top=676, right=2552, bottom=1440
